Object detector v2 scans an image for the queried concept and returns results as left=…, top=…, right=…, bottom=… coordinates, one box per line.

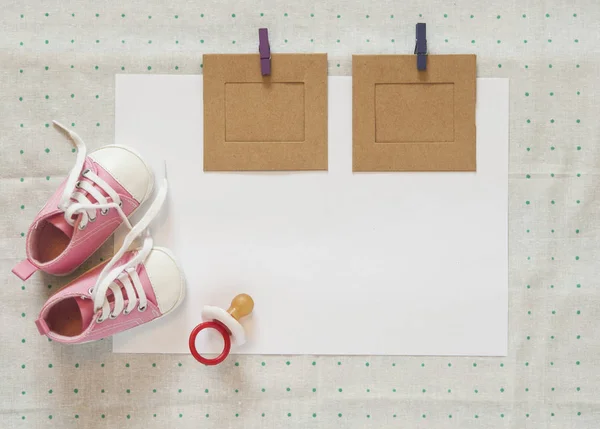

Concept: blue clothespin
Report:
left=259, top=28, right=271, bottom=76
left=414, top=23, right=427, bottom=71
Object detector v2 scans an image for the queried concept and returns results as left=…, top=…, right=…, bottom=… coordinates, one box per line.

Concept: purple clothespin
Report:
left=259, top=28, right=271, bottom=76
left=414, top=23, right=427, bottom=71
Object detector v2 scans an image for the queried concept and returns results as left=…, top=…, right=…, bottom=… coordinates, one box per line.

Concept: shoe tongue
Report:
left=74, top=296, right=95, bottom=328
left=47, top=213, right=74, bottom=239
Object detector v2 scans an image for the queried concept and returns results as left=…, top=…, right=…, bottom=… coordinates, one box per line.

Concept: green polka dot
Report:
left=147, top=66, right=151, bottom=71
left=471, top=40, right=475, bottom=44
left=48, top=389, right=52, bottom=394
left=525, top=92, right=529, bottom=97
left=338, top=388, right=342, bottom=392
left=546, top=13, right=550, bottom=17
left=74, top=388, right=78, bottom=393
left=444, top=13, right=448, bottom=18
left=286, top=360, right=291, bottom=365
left=287, top=413, right=291, bottom=417
left=338, top=413, right=342, bottom=417
left=231, top=13, right=236, bottom=17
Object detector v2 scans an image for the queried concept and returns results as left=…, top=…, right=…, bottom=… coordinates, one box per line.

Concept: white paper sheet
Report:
left=113, top=76, right=508, bottom=356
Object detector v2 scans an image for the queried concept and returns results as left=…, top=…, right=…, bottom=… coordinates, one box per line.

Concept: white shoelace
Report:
left=90, top=178, right=168, bottom=322
left=53, top=121, right=132, bottom=230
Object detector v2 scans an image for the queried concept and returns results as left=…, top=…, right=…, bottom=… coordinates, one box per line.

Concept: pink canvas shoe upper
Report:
left=35, top=246, right=185, bottom=344
left=35, top=183, right=185, bottom=344
left=12, top=121, right=153, bottom=280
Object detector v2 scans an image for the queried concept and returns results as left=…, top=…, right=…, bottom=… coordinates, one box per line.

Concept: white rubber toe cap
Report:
left=143, top=247, right=186, bottom=315
left=89, top=145, right=153, bottom=204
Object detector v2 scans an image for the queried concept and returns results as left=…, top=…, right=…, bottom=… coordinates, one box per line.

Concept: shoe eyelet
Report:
left=118, top=201, right=123, bottom=207
left=88, top=287, right=94, bottom=295
left=78, top=223, right=87, bottom=231
left=109, top=314, right=118, bottom=320
left=100, top=208, right=109, bottom=216
left=96, top=317, right=105, bottom=324
left=123, top=309, right=131, bottom=315
left=82, top=169, right=90, bottom=177
left=138, top=305, right=147, bottom=313
left=88, top=216, right=97, bottom=223
left=75, top=181, right=81, bottom=188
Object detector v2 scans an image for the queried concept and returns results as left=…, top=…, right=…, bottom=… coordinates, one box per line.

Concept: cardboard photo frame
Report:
left=204, top=54, right=328, bottom=171
left=353, top=55, right=477, bottom=172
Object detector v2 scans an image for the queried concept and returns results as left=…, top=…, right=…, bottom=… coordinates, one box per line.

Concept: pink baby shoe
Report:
left=34, top=183, right=186, bottom=343
left=12, top=121, right=154, bottom=280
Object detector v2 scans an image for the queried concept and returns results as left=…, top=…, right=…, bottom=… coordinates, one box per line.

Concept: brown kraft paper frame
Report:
left=353, top=55, right=476, bottom=172
left=204, top=54, right=328, bottom=171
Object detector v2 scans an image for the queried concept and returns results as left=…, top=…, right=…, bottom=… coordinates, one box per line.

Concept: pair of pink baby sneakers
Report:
left=12, top=121, right=185, bottom=344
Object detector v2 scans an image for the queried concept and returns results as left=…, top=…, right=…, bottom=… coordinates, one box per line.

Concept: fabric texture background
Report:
left=1, top=1, right=599, bottom=428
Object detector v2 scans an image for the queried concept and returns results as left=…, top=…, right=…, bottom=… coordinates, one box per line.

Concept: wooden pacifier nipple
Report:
left=189, top=294, right=254, bottom=366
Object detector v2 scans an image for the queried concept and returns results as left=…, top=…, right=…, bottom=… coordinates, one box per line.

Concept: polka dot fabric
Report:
left=1, top=2, right=599, bottom=428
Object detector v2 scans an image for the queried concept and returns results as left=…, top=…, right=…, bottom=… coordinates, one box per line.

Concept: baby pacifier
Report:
left=189, top=294, right=254, bottom=366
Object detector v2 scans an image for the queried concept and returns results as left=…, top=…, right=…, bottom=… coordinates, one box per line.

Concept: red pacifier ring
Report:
left=189, top=320, right=232, bottom=366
